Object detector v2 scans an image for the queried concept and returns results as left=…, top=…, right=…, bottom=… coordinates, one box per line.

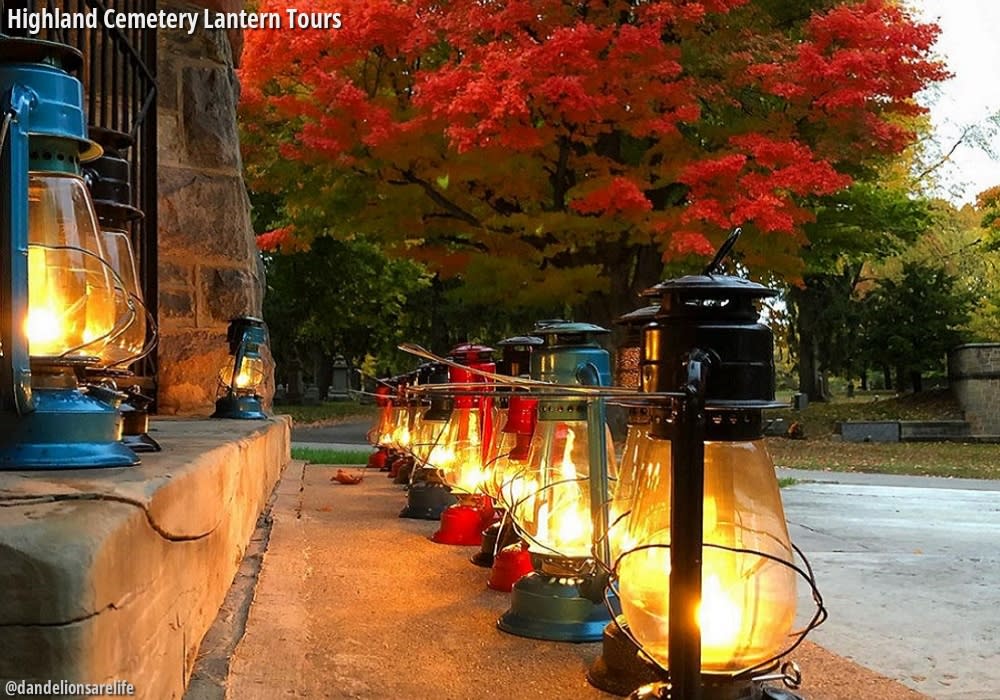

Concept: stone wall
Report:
left=948, top=344, right=1000, bottom=437
left=156, top=0, right=268, bottom=414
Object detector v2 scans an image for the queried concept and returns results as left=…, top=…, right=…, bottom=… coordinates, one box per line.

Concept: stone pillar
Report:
left=156, top=0, right=269, bottom=415
left=948, top=344, right=1000, bottom=437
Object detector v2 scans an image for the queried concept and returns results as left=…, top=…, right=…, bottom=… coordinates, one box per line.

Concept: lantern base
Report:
left=488, top=543, right=535, bottom=591
left=497, top=570, right=614, bottom=642
left=0, top=387, right=138, bottom=470
left=212, top=395, right=267, bottom=420
left=399, top=480, right=458, bottom=520
left=629, top=677, right=789, bottom=700
left=471, top=516, right=520, bottom=568
left=367, top=448, right=388, bottom=471
left=431, top=502, right=486, bottom=546
left=587, top=618, right=663, bottom=696
left=121, top=407, right=162, bottom=453
left=123, top=432, right=162, bottom=453
left=392, top=457, right=415, bottom=484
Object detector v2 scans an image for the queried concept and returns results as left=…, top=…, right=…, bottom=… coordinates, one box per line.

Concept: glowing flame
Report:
left=25, top=307, right=62, bottom=348
left=697, top=574, right=743, bottom=651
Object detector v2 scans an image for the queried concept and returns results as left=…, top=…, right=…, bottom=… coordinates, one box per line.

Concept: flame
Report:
left=560, top=428, right=576, bottom=480
left=428, top=443, right=456, bottom=469
left=697, top=574, right=743, bottom=651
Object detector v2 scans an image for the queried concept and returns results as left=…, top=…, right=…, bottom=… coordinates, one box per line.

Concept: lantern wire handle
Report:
left=604, top=540, right=828, bottom=684
left=703, top=226, right=742, bottom=276
left=105, top=291, right=159, bottom=368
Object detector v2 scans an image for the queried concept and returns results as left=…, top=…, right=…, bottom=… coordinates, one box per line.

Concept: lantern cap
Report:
left=643, top=273, right=776, bottom=300
left=447, top=343, right=494, bottom=363
left=533, top=321, right=609, bottom=336
left=0, top=36, right=83, bottom=71
left=0, top=38, right=102, bottom=162
left=84, top=128, right=143, bottom=225
left=615, top=305, right=659, bottom=326
left=496, top=335, right=544, bottom=347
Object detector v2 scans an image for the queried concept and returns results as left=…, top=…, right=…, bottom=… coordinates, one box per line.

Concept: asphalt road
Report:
left=781, top=471, right=1000, bottom=699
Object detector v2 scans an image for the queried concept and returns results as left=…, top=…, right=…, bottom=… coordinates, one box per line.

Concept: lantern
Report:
left=589, top=306, right=665, bottom=695
left=400, top=346, right=493, bottom=521
left=430, top=344, right=496, bottom=545
left=211, top=317, right=269, bottom=419
left=366, top=383, right=394, bottom=470
left=0, top=38, right=138, bottom=468
left=472, top=335, right=543, bottom=568
left=497, top=322, right=618, bottom=642
left=84, top=127, right=159, bottom=453
left=615, top=235, right=819, bottom=700
left=390, top=370, right=429, bottom=482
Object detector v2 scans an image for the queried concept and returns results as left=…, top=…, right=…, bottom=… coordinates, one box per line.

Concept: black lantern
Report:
left=611, top=231, right=823, bottom=700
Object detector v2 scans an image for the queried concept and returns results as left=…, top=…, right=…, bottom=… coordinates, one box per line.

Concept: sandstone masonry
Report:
left=948, top=343, right=1000, bottom=437
left=156, top=0, right=270, bottom=414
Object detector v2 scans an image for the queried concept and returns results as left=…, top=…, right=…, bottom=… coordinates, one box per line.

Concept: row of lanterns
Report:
left=367, top=232, right=824, bottom=700
left=0, top=36, right=269, bottom=470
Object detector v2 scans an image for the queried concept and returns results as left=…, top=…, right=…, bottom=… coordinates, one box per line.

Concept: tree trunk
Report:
left=910, top=371, right=923, bottom=393
left=315, top=352, right=334, bottom=400
left=882, top=365, right=892, bottom=390
left=860, top=371, right=868, bottom=391
left=576, top=242, right=663, bottom=334
left=796, top=328, right=828, bottom=402
left=895, top=365, right=907, bottom=393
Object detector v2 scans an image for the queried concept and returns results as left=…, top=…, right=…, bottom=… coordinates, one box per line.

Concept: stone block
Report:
left=158, top=167, right=254, bottom=262
left=0, top=418, right=289, bottom=699
left=159, top=260, right=194, bottom=289
left=199, top=266, right=260, bottom=325
left=159, top=289, right=196, bottom=321
left=181, top=64, right=240, bottom=171
left=156, top=109, right=184, bottom=166
left=155, top=42, right=179, bottom=111
left=158, top=6, right=232, bottom=65
left=899, top=421, right=972, bottom=442
left=839, top=421, right=900, bottom=443
left=157, top=329, right=229, bottom=415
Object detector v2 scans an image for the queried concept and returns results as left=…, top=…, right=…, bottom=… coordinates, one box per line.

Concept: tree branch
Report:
left=399, top=169, right=482, bottom=227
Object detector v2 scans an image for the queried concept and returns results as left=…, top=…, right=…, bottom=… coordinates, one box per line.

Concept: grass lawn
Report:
left=291, top=447, right=373, bottom=465
left=767, top=389, right=1000, bottom=480
left=274, top=401, right=378, bottom=426
left=768, top=438, right=1000, bottom=480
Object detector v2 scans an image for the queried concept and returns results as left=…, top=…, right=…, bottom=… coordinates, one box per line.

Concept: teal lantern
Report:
left=0, top=38, right=139, bottom=469
left=497, top=322, right=618, bottom=642
left=212, top=317, right=269, bottom=420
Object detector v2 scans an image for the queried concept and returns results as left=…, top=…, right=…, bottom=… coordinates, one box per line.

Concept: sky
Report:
left=913, top=0, right=1000, bottom=204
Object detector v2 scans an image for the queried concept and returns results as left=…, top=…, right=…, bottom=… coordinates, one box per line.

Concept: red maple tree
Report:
left=241, top=0, right=946, bottom=316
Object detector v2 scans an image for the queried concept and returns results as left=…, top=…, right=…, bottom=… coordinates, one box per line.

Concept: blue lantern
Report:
left=212, top=317, right=269, bottom=420
left=0, top=38, right=138, bottom=469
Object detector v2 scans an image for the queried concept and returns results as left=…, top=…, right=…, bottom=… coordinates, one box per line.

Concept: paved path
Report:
left=780, top=474, right=1000, bottom=699
left=287, top=420, right=999, bottom=698
left=226, top=466, right=924, bottom=700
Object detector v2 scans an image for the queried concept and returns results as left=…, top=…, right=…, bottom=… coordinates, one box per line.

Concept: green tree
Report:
left=262, top=236, right=431, bottom=392
left=862, top=261, right=972, bottom=392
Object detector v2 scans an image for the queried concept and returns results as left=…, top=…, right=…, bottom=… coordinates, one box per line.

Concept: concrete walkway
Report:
left=278, top=419, right=998, bottom=699
left=780, top=473, right=1000, bottom=699
left=224, top=465, right=926, bottom=700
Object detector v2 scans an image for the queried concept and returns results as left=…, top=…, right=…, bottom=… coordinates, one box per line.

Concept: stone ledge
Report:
left=0, top=417, right=290, bottom=698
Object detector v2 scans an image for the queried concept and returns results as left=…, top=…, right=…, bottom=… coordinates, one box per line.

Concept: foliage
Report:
left=785, top=183, right=934, bottom=397
left=262, top=234, right=431, bottom=377
left=240, top=0, right=946, bottom=323
left=861, top=261, right=972, bottom=389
